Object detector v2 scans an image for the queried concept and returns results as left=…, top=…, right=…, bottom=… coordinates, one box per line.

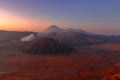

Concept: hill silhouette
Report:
left=24, top=38, right=74, bottom=55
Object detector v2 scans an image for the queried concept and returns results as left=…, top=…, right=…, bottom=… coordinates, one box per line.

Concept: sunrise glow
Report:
left=0, top=9, right=34, bottom=31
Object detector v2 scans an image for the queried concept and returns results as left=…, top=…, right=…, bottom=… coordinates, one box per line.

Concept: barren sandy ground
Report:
left=0, top=43, right=120, bottom=80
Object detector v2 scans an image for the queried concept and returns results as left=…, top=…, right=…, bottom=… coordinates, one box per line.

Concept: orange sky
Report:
left=0, top=9, right=52, bottom=31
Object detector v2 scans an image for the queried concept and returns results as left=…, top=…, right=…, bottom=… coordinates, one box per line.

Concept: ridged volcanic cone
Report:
left=25, top=38, right=74, bottom=55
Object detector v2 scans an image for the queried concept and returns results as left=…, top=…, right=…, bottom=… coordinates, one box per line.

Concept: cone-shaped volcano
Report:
left=25, top=38, right=74, bottom=55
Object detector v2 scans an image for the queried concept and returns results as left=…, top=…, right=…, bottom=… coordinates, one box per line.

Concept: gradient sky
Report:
left=0, top=0, right=120, bottom=35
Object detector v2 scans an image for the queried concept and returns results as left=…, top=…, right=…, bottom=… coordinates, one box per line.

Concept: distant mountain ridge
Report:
left=44, top=25, right=93, bottom=35
left=67, top=28, right=94, bottom=35
left=37, top=25, right=103, bottom=46
left=0, top=30, right=33, bottom=42
left=37, top=25, right=120, bottom=46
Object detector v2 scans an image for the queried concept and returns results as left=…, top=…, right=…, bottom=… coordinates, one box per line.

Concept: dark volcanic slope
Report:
left=25, top=38, right=74, bottom=55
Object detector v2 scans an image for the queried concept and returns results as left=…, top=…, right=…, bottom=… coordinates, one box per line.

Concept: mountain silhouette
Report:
left=24, top=38, right=74, bottom=55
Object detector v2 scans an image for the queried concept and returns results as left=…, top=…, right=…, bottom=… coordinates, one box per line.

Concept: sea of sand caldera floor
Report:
left=0, top=43, right=120, bottom=80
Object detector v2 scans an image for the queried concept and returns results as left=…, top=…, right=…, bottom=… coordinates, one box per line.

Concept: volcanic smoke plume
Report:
left=21, top=33, right=35, bottom=42
left=24, top=38, right=74, bottom=55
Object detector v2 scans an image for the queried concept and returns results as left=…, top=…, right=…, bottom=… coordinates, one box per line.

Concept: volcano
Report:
left=25, top=38, right=74, bottom=55
left=45, top=25, right=63, bottom=32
